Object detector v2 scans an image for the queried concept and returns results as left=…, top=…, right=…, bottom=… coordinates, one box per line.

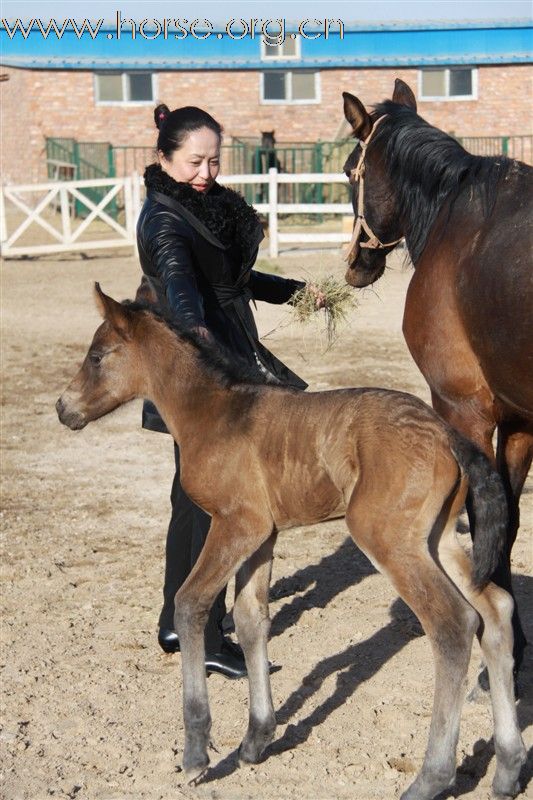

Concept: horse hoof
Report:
left=238, top=740, right=264, bottom=765
left=184, top=765, right=208, bottom=786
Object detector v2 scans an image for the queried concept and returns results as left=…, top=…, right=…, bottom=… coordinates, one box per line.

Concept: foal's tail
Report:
left=450, top=432, right=507, bottom=590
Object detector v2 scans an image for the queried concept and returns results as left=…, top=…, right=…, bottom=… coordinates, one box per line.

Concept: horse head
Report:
left=56, top=284, right=143, bottom=430
left=342, top=79, right=416, bottom=288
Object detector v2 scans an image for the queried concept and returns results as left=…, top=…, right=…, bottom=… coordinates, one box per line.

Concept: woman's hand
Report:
left=192, top=325, right=215, bottom=344
left=307, top=283, right=327, bottom=310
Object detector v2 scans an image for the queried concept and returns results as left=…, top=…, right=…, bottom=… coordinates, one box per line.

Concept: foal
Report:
left=56, top=286, right=525, bottom=800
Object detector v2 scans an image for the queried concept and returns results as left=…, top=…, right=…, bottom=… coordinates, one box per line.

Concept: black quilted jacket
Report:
left=136, top=164, right=308, bottom=433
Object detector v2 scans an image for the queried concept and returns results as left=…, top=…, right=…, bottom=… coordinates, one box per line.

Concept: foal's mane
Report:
left=371, top=100, right=514, bottom=263
left=123, top=299, right=272, bottom=389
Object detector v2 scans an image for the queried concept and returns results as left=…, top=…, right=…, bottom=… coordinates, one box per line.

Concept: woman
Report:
left=136, top=103, right=320, bottom=679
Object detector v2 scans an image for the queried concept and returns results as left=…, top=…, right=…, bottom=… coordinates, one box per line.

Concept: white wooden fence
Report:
left=0, top=169, right=352, bottom=259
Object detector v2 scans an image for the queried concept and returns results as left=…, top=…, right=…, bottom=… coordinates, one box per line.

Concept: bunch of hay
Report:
left=291, top=276, right=358, bottom=347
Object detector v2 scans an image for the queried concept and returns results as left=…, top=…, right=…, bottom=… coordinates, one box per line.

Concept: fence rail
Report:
left=0, top=170, right=353, bottom=259
left=0, top=176, right=134, bottom=257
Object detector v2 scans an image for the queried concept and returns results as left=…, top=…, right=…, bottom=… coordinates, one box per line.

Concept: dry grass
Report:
left=291, top=276, right=358, bottom=347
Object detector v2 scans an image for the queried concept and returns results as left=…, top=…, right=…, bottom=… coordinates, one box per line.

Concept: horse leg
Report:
left=495, top=425, right=532, bottom=675
left=430, top=390, right=496, bottom=462
left=173, top=513, right=272, bottom=781
left=429, top=391, right=511, bottom=693
left=437, top=518, right=526, bottom=798
left=345, top=469, right=478, bottom=800
left=233, top=532, right=277, bottom=764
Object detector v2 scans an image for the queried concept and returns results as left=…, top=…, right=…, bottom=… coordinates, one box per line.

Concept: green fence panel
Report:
left=46, top=137, right=118, bottom=220
left=46, top=137, right=76, bottom=179
left=46, top=133, right=531, bottom=229
left=455, top=134, right=532, bottom=163
left=74, top=142, right=117, bottom=219
left=112, top=145, right=156, bottom=177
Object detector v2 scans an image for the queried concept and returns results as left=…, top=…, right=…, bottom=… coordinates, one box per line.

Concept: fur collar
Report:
left=144, top=163, right=263, bottom=256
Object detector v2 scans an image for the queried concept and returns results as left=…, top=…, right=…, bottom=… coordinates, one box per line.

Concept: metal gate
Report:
left=46, top=138, right=118, bottom=219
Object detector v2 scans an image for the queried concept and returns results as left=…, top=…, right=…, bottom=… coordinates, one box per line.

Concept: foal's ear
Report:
left=392, top=79, right=417, bottom=111
left=342, top=92, right=372, bottom=140
left=93, top=282, right=132, bottom=339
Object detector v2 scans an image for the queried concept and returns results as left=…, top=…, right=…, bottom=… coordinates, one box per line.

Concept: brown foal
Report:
left=56, top=285, right=526, bottom=800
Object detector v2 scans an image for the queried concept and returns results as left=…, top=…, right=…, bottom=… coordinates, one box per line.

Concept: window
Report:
left=261, top=70, right=319, bottom=104
left=95, top=72, right=155, bottom=104
left=261, top=35, right=299, bottom=59
left=419, top=67, right=477, bottom=101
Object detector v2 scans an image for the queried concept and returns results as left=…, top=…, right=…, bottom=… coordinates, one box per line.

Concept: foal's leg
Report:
left=233, top=532, right=277, bottom=764
left=345, top=477, right=478, bottom=800
left=174, top=513, right=272, bottom=781
left=437, top=523, right=526, bottom=799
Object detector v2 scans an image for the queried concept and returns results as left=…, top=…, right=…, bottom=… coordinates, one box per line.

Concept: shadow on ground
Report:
left=198, top=544, right=532, bottom=798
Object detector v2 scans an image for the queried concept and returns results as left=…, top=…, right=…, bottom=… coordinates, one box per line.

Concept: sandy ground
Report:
left=1, top=246, right=531, bottom=800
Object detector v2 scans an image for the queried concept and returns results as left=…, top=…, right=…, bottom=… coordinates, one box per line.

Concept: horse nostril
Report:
left=56, top=397, right=64, bottom=417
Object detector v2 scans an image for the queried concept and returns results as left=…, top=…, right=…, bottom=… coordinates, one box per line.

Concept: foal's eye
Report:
left=88, top=352, right=103, bottom=366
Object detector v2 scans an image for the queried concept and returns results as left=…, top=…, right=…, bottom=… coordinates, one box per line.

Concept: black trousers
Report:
left=158, top=443, right=227, bottom=651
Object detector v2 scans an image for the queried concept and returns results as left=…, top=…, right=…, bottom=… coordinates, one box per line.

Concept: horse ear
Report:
left=93, top=282, right=132, bottom=339
left=392, top=79, right=417, bottom=111
left=342, top=92, right=372, bottom=139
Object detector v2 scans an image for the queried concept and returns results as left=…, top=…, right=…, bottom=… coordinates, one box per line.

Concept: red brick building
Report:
left=1, top=19, right=531, bottom=184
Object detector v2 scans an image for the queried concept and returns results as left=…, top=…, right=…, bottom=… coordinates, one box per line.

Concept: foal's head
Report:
left=342, top=79, right=416, bottom=288
left=56, top=284, right=148, bottom=430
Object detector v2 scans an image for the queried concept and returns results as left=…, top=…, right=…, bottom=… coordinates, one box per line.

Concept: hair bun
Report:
left=154, top=103, right=170, bottom=130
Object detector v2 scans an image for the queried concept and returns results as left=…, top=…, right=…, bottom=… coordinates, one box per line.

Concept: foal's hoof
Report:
left=238, top=740, right=264, bottom=765
left=492, top=790, right=520, bottom=800
left=238, top=723, right=275, bottom=765
left=184, top=764, right=209, bottom=786
left=400, top=771, right=455, bottom=800
left=183, top=748, right=210, bottom=786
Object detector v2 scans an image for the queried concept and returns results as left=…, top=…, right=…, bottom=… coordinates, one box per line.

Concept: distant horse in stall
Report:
left=341, top=79, right=533, bottom=683
left=56, top=284, right=526, bottom=800
left=256, top=131, right=286, bottom=203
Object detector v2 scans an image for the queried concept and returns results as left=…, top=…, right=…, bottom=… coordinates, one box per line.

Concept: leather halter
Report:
left=344, top=114, right=403, bottom=264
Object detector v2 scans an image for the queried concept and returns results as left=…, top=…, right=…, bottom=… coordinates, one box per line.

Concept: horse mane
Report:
left=371, top=100, right=514, bottom=264
left=122, top=299, right=273, bottom=390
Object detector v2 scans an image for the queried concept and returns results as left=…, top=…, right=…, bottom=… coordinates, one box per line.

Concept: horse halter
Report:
left=344, top=114, right=403, bottom=264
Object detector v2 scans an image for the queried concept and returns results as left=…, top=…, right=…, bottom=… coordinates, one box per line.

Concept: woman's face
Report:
left=159, top=127, right=221, bottom=193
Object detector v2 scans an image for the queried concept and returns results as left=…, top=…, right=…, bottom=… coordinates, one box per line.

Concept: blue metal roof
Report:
left=1, top=19, right=531, bottom=70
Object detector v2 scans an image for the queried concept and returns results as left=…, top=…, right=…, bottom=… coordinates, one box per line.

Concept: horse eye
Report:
left=88, top=352, right=103, bottom=366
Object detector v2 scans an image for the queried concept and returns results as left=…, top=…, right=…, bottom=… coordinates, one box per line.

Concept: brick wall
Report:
left=1, top=63, right=531, bottom=185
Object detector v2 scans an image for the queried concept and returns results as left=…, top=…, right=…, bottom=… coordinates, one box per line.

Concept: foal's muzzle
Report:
left=56, top=395, right=87, bottom=430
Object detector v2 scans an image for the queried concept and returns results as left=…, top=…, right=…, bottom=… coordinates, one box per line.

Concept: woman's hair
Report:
left=154, top=104, right=223, bottom=158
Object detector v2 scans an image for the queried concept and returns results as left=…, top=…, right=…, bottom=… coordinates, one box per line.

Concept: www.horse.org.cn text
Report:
left=1, top=15, right=345, bottom=43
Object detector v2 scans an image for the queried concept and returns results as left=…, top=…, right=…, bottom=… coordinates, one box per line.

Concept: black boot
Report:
left=158, top=627, right=180, bottom=653
left=205, top=638, right=247, bottom=680
left=158, top=629, right=247, bottom=679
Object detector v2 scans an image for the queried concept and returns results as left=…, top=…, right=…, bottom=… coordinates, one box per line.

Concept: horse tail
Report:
left=450, top=432, right=507, bottom=590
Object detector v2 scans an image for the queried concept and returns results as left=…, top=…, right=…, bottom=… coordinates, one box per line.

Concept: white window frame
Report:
left=94, top=71, right=156, bottom=106
left=260, top=70, right=321, bottom=105
left=260, top=36, right=300, bottom=60
left=418, top=67, right=478, bottom=102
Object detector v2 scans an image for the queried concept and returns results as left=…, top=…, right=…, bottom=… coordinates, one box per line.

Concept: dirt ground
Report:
left=1, top=246, right=531, bottom=800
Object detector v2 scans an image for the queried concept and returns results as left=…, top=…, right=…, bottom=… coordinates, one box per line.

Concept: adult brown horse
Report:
left=341, top=79, right=532, bottom=682
left=56, top=286, right=526, bottom=800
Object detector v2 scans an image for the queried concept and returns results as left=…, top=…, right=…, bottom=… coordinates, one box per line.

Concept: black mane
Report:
left=123, top=299, right=274, bottom=389
left=370, top=100, right=513, bottom=263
